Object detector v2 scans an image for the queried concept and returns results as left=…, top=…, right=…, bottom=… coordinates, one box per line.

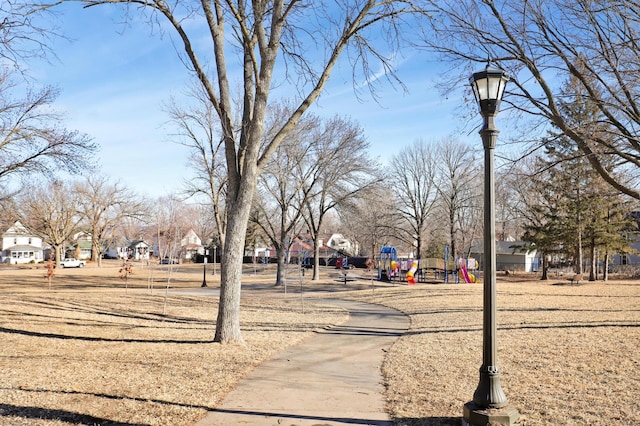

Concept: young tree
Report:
left=422, top=0, right=640, bottom=200
left=151, top=195, right=189, bottom=263
left=68, top=0, right=428, bottom=343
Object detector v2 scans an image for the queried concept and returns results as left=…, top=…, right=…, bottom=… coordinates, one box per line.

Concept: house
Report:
left=128, top=240, right=150, bottom=260
left=1, top=221, right=45, bottom=264
left=180, top=229, right=203, bottom=260
left=612, top=211, right=640, bottom=266
left=68, top=231, right=92, bottom=260
left=103, top=236, right=129, bottom=259
left=470, top=240, right=539, bottom=272
left=326, top=233, right=358, bottom=256
left=149, top=228, right=211, bottom=262
left=103, top=237, right=150, bottom=260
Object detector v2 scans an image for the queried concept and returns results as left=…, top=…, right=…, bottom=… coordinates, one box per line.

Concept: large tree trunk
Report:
left=214, top=183, right=256, bottom=344
left=93, top=242, right=102, bottom=267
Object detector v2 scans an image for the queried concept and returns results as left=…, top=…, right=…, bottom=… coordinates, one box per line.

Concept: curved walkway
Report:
left=195, top=299, right=409, bottom=426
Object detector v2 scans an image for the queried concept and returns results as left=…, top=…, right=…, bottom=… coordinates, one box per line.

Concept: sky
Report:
left=29, top=3, right=478, bottom=198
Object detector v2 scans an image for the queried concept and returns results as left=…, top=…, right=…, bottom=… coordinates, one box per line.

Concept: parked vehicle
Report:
left=60, top=258, right=86, bottom=268
left=160, top=257, right=179, bottom=264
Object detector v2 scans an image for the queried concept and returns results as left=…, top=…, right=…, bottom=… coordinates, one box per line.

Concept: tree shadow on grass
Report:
left=0, top=403, right=147, bottom=426
left=0, top=326, right=214, bottom=344
left=393, top=416, right=462, bottom=425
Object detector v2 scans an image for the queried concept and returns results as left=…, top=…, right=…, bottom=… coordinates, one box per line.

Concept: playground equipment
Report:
left=458, top=258, right=479, bottom=283
left=406, top=260, right=418, bottom=284
left=376, top=245, right=478, bottom=284
left=378, top=246, right=398, bottom=281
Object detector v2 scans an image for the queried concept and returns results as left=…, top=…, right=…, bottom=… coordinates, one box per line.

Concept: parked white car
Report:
left=60, top=258, right=86, bottom=268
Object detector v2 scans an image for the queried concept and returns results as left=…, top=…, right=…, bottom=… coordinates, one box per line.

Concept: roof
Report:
left=470, top=241, right=534, bottom=256
left=129, top=240, right=149, bottom=248
left=4, top=245, right=43, bottom=252
left=2, top=221, right=32, bottom=237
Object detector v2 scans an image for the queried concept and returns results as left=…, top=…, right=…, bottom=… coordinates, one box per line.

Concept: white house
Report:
left=128, top=240, right=150, bottom=260
left=180, top=229, right=203, bottom=260
left=326, top=233, right=358, bottom=256
left=1, top=221, right=44, bottom=264
left=102, top=237, right=150, bottom=260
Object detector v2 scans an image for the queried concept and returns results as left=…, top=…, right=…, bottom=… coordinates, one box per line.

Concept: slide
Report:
left=459, top=260, right=475, bottom=283
left=406, top=260, right=418, bottom=284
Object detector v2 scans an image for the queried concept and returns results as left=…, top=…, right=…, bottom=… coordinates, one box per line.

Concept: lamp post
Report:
left=212, top=245, right=217, bottom=276
left=201, top=249, right=209, bottom=287
left=463, top=63, right=520, bottom=426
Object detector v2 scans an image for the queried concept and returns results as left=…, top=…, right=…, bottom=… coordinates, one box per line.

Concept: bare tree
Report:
left=71, top=0, right=429, bottom=343
left=252, top=110, right=317, bottom=286
left=423, top=0, right=640, bottom=199
left=18, top=181, right=82, bottom=267
left=165, top=84, right=228, bottom=247
left=495, top=169, right=526, bottom=243
left=434, top=137, right=482, bottom=260
left=301, top=115, right=381, bottom=280
left=389, top=139, right=439, bottom=259
left=0, top=73, right=96, bottom=188
left=75, top=175, right=146, bottom=266
left=0, top=3, right=94, bottom=194
left=0, top=0, right=60, bottom=65
left=151, top=195, right=188, bottom=263
left=338, top=182, right=399, bottom=259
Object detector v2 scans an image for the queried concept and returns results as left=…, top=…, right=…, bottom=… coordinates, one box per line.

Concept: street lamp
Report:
left=463, top=63, right=520, bottom=426
left=201, top=249, right=209, bottom=287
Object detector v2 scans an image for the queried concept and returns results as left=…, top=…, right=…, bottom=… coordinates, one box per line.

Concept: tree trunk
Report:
left=603, top=251, right=609, bottom=281
left=214, top=197, right=253, bottom=344
left=55, top=245, right=63, bottom=268
left=540, top=253, right=549, bottom=280
left=275, top=245, right=286, bottom=286
left=589, top=238, right=597, bottom=281
left=312, top=237, right=320, bottom=281
left=576, top=229, right=583, bottom=274
left=93, top=242, right=102, bottom=267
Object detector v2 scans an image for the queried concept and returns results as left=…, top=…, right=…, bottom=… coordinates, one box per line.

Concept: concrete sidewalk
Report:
left=195, top=299, right=409, bottom=426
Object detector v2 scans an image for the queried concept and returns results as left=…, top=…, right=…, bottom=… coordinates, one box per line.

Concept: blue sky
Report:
left=31, top=3, right=476, bottom=198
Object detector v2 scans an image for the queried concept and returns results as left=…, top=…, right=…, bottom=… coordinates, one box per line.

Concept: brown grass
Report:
left=331, top=276, right=640, bottom=425
left=0, top=262, right=638, bottom=425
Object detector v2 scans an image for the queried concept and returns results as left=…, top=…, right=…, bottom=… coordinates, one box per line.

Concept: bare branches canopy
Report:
left=423, top=0, right=640, bottom=199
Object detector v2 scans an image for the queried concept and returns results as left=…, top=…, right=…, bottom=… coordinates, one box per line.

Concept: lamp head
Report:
left=470, top=63, right=509, bottom=116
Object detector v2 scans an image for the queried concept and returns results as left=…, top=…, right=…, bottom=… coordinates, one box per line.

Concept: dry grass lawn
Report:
left=0, top=261, right=638, bottom=425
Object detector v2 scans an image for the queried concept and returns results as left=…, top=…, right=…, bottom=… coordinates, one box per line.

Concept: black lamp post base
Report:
left=463, top=401, right=520, bottom=426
